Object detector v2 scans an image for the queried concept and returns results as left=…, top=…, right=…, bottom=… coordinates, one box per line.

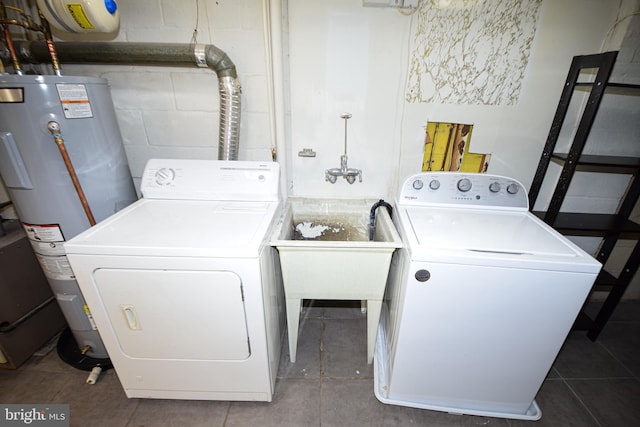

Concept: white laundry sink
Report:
left=271, top=198, right=402, bottom=364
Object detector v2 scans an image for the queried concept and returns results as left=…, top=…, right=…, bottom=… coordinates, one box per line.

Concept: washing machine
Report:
left=374, top=172, right=601, bottom=420
left=64, top=159, right=284, bottom=401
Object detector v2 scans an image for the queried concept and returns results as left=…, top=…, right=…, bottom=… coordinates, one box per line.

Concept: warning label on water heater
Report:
left=23, top=223, right=75, bottom=280
left=34, top=253, right=75, bottom=281
left=23, top=223, right=64, bottom=242
left=56, top=83, right=94, bottom=119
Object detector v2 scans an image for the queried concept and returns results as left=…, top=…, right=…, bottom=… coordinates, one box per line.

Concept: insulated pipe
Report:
left=86, top=366, right=102, bottom=385
left=4, top=41, right=241, bottom=160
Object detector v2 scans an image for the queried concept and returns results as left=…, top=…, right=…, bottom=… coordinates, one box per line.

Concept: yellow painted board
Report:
left=422, top=121, right=489, bottom=173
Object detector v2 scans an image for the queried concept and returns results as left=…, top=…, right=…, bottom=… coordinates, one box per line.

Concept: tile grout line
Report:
left=596, top=337, right=638, bottom=379
left=221, top=401, right=232, bottom=427
left=122, top=399, right=142, bottom=427
left=563, top=378, right=604, bottom=427
left=319, top=311, right=326, bottom=427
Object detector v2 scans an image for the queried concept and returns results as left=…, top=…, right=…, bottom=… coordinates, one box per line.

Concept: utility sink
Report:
left=271, top=198, right=402, bottom=364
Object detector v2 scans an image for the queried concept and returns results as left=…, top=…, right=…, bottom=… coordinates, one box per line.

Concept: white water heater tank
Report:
left=36, top=0, right=120, bottom=33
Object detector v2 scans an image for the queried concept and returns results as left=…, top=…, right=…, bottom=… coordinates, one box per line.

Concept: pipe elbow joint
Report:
left=205, top=44, right=237, bottom=78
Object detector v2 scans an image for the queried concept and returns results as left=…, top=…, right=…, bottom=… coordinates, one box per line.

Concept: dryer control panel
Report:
left=140, top=159, right=280, bottom=201
left=399, top=172, right=528, bottom=209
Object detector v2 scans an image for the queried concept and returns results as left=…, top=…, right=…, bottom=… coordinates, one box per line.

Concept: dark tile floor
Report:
left=1, top=300, right=639, bottom=427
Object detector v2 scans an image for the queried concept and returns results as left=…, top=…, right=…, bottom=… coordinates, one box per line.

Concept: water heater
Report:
left=0, top=75, right=137, bottom=360
left=36, top=0, right=120, bottom=33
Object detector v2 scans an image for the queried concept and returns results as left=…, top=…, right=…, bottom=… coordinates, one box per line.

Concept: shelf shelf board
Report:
left=593, top=270, right=617, bottom=292
left=575, top=81, right=640, bottom=95
left=551, top=153, right=640, bottom=173
left=532, top=212, right=640, bottom=238
left=572, top=271, right=617, bottom=330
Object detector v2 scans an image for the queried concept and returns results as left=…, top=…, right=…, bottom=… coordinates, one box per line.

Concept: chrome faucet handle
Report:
left=346, top=170, right=362, bottom=184
left=340, top=154, right=348, bottom=171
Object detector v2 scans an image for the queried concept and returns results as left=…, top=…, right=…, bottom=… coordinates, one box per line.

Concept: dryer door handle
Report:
left=121, top=305, right=142, bottom=331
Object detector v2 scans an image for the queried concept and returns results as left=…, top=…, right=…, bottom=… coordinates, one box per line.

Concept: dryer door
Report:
left=94, top=269, right=250, bottom=360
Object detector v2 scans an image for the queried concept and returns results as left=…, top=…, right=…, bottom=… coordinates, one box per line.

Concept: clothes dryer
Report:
left=375, top=172, right=601, bottom=420
left=65, top=159, right=284, bottom=401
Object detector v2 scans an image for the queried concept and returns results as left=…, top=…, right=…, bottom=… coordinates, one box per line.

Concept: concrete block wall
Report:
left=58, top=0, right=275, bottom=186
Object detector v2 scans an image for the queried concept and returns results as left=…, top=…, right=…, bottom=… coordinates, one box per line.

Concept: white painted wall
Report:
left=287, top=0, right=410, bottom=198
left=287, top=0, right=637, bottom=201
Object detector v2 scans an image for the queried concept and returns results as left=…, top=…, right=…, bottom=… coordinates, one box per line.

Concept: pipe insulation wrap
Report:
left=86, top=366, right=102, bottom=385
left=3, top=41, right=241, bottom=160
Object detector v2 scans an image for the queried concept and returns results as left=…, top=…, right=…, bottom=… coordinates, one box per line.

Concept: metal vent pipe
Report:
left=3, top=41, right=241, bottom=160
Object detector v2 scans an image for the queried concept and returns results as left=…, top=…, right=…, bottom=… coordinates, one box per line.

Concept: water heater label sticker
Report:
left=84, top=305, right=98, bottom=330
left=30, top=240, right=67, bottom=256
left=34, top=253, right=75, bottom=281
left=22, top=223, right=65, bottom=242
left=56, top=84, right=94, bottom=119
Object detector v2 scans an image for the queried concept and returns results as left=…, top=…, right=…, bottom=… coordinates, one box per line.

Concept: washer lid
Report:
left=401, top=206, right=586, bottom=260
left=65, top=199, right=280, bottom=258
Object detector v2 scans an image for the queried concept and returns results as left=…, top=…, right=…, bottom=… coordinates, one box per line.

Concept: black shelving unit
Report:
left=529, top=51, right=640, bottom=340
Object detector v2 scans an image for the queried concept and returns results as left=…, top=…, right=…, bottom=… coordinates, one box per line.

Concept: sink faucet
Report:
left=325, top=113, right=362, bottom=184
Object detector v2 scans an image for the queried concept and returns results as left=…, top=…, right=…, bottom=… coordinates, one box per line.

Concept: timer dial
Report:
left=155, top=168, right=175, bottom=185
left=457, top=178, right=472, bottom=192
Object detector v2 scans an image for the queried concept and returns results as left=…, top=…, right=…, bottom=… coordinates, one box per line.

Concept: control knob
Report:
left=155, top=168, right=175, bottom=185
left=489, top=182, right=501, bottom=193
left=457, top=178, right=472, bottom=192
left=412, top=179, right=424, bottom=190
left=507, top=183, right=520, bottom=194
left=429, top=179, right=440, bottom=190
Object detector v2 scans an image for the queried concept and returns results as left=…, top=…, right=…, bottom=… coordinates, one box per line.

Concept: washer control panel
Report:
left=140, top=159, right=280, bottom=201
left=399, top=172, right=528, bottom=209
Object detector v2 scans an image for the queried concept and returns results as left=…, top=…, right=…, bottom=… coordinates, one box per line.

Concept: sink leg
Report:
left=366, top=300, right=382, bottom=364
left=286, top=298, right=302, bottom=363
